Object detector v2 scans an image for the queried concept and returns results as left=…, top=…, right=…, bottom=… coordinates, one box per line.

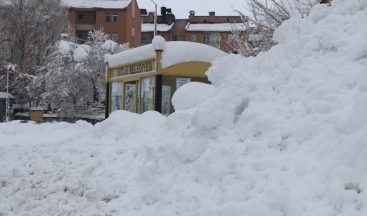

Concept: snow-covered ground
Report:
left=1, top=0, right=367, bottom=215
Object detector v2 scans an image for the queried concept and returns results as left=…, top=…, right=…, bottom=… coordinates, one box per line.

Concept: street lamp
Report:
left=150, top=0, right=157, bottom=37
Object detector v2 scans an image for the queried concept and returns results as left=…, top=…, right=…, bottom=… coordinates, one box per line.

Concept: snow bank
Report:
left=1, top=0, right=367, bottom=215
left=172, top=82, right=215, bottom=110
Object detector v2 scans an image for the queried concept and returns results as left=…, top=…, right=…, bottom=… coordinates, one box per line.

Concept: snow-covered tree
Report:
left=42, top=30, right=128, bottom=118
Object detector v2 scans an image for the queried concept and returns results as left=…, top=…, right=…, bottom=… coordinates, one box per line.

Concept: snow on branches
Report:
left=229, top=0, right=320, bottom=57
left=42, top=30, right=128, bottom=118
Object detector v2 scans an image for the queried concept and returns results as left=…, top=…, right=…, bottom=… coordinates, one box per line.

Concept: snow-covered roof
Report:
left=109, top=45, right=155, bottom=68
left=30, top=107, right=47, bottom=111
left=108, top=40, right=227, bottom=68
left=142, top=23, right=174, bottom=32
left=186, top=23, right=247, bottom=32
left=0, top=92, right=15, bottom=99
left=61, top=0, right=131, bottom=9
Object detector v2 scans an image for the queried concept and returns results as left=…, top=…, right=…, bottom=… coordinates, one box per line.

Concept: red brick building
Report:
left=185, top=11, right=247, bottom=52
left=63, top=0, right=141, bottom=47
left=141, top=7, right=176, bottom=45
left=141, top=8, right=249, bottom=52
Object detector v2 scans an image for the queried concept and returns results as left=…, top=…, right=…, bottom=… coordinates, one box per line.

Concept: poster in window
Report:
left=124, top=83, right=137, bottom=113
left=110, top=81, right=122, bottom=112
left=176, top=78, right=191, bottom=90
left=141, top=77, right=155, bottom=113
left=161, top=85, right=171, bottom=116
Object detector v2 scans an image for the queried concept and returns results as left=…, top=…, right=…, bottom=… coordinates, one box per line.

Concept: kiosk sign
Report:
left=111, top=61, right=155, bottom=78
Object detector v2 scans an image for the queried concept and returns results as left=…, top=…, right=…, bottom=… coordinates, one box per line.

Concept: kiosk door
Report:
left=124, top=81, right=138, bottom=113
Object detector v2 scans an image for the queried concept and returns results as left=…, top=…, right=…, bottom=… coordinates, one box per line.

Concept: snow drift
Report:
left=0, top=0, right=367, bottom=215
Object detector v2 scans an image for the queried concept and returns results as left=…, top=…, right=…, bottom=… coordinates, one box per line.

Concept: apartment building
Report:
left=141, top=8, right=249, bottom=52
left=141, top=7, right=176, bottom=45
left=185, top=11, right=247, bottom=52
left=62, top=0, right=141, bottom=47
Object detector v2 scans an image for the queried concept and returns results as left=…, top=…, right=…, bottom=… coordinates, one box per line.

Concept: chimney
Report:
left=209, top=11, right=215, bottom=16
left=140, top=9, right=148, bottom=16
left=161, top=7, right=167, bottom=16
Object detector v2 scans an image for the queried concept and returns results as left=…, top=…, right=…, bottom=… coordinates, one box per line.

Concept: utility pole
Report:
left=5, top=68, right=9, bottom=122
left=150, top=0, right=157, bottom=37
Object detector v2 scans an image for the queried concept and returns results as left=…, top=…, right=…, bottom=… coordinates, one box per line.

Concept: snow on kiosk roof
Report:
left=106, top=36, right=226, bottom=116
left=61, top=0, right=131, bottom=9
left=108, top=39, right=226, bottom=68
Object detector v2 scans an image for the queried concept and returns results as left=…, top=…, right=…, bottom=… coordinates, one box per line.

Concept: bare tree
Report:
left=294, top=0, right=320, bottom=17
left=0, top=0, right=68, bottom=105
left=1, top=0, right=67, bottom=72
left=228, top=10, right=276, bottom=57
left=229, top=0, right=320, bottom=57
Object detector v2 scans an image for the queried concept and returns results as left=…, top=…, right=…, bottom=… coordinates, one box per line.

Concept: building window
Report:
left=106, top=13, right=118, bottom=22
left=105, top=13, right=111, bottom=22
left=141, top=32, right=154, bottom=45
left=112, top=13, right=118, bottom=22
left=191, top=34, right=196, bottom=42
left=204, top=32, right=220, bottom=46
left=203, top=33, right=210, bottom=44
left=228, top=34, right=235, bottom=43
left=110, top=33, right=118, bottom=42
left=77, top=14, right=84, bottom=20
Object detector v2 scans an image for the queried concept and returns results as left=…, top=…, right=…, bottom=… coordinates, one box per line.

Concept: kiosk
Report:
left=106, top=36, right=226, bottom=116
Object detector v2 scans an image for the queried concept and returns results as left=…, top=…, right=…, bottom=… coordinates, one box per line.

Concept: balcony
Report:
left=75, top=24, right=96, bottom=31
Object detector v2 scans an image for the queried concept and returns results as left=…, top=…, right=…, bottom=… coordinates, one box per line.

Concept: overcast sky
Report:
left=136, top=0, right=249, bottom=19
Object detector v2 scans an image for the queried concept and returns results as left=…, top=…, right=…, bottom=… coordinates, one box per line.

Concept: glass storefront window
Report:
left=124, top=82, right=137, bottom=113
left=110, top=81, right=123, bottom=112
left=141, top=76, right=156, bottom=113
left=161, top=85, right=171, bottom=116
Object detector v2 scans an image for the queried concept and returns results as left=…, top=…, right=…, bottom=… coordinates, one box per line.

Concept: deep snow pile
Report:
left=1, top=0, right=367, bottom=215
